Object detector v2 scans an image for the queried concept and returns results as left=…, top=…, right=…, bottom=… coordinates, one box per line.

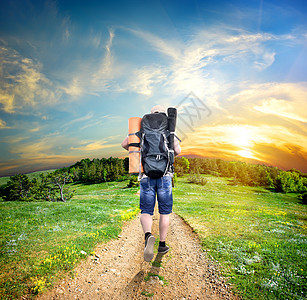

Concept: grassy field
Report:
left=0, top=174, right=306, bottom=299
left=0, top=181, right=140, bottom=299
left=0, top=170, right=56, bottom=186
left=173, top=176, right=307, bottom=300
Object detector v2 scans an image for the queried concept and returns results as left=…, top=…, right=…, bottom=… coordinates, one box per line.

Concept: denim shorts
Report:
left=140, top=176, right=173, bottom=215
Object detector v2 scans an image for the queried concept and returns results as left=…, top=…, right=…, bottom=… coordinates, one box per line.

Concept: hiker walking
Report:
left=121, top=105, right=181, bottom=262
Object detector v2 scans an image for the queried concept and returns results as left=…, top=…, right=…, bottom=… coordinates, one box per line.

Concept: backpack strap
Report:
left=128, top=132, right=141, bottom=153
left=162, top=132, right=173, bottom=176
left=128, top=143, right=140, bottom=148
left=138, top=132, right=145, bottom=180
left=170, top=132, right=181, bottom=142
left=128, top=131, right=141, bottom=148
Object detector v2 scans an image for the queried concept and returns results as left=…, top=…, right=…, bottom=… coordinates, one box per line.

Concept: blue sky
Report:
left=0, top=0, right=307, bottom=175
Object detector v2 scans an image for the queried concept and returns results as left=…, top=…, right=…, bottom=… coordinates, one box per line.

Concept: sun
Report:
left=237, top=149, right=254, bottom=159
left=231, top=126, right=251, bottom=147
left=228, top=126, right=256, bottom=159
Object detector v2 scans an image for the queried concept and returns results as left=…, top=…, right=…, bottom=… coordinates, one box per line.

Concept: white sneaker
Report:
left=144, top=234, right=155, bottom=262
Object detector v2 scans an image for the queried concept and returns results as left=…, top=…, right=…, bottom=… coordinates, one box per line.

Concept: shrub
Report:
left=272, top=171, right=307, bottom=193
left=173, top=173, right=178, bottom=187
left=187, top=174, right=207, bottom=186
left=127, top=175, right=139, bottom=188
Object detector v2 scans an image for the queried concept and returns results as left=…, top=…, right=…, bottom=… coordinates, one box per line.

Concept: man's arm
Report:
left=174, top=137, right=181, bottom=156
left=121, top=136, right=129, bottom=151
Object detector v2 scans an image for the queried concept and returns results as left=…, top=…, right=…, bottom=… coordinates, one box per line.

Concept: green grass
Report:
left=0, top=170, right=56, bottom=186
left=141, top=290, right=154, bottom=297
left=1, top=174, right=306, bottom=299
left=173, top=175, right=307, bottom=300
left=0, top=180, right=139, bottom=299
left=144, top=272, right=168, bottom=285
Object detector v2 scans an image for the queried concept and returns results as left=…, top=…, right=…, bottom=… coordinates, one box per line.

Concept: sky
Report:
left=0, top=0, right=307, bottom=176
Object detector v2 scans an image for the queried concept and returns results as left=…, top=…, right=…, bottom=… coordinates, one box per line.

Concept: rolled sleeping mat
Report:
left=128, top=117, right=143, bottom=174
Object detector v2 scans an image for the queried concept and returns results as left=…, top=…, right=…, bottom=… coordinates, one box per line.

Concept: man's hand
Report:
left=121, top=136, right=129, bottom=151
left=174, top=138, right=181, bottom=156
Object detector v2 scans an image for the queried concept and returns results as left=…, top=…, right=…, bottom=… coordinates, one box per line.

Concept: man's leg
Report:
left=157, top=176, right=173, bottom=254
left=140, top=213, right=153, bottom=234
left=159, top=214, right=170, bottom=242
left=141, top=213, right=155, bottom=262
left=139, top=178, right=156, bottom=262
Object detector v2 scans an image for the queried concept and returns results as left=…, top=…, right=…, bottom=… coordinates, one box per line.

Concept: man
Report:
left=121, top=105, right=181, bottom=262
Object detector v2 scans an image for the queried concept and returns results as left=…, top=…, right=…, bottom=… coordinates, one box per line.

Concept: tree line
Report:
left=0, top=171, right=73, bottom=202
left=1, top=156, right=306, bottom=202
left=0, top=157, right=127, bottom=202
left=68, top=157, right=127, bottom=183
left=174, top=157, right=307, bottom=193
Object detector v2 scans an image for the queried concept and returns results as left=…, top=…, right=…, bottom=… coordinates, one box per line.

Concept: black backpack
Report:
left=138, top=112, right=171, bottom=178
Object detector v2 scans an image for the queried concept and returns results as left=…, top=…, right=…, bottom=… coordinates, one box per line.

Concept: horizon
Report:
left=0, top=154, right=304, bottom=179
left=0, top=0, right=307, bottom=176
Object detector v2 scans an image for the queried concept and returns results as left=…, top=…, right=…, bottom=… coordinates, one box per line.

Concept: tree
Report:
left=174, top=157, right=190, bottom=176
left=48, top=171, right=73, bottom=202
left=66, top=157, right=128, bottom=184
left=123, top=157, right=129, bottom=173
left=188, top=158, right=202, bottom=174
left=1, top=174, right=35, bottom=201
left=38, top=173, right=57, bottom=201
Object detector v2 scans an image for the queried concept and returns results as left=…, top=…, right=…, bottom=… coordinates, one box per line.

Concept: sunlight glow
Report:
left=237, top=149, right=254, bottom=159
left=230, top=126, right=252, bottom=147
left=228, top=126, right=256, bottom=159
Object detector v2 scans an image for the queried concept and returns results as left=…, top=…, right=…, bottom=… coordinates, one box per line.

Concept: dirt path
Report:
left=38, top=212, right=239, bottom=300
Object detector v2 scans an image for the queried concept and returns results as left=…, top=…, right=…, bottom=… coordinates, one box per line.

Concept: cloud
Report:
left=80, top=115, right=118, bottom=130
left=1, top=7, right=117, bottom=109
left=0, top=93, right=15, bottom=114
left=0, top=23, right=297, bottom=113
left=179, top=120, right=307, bottom=171
left=129, top=66, right=168, bottom=96
left=10, top=138, right=55, bottom=159
left=0, top=118, right=10, bottom=129
left=70, top=134, right=122, bottom=153
left=181, top=141, right=307, bottom=172
left=0, top=44, right=60, bottom=113
left=63, top=112, right=94, bottom=127
left=71, top=140, right=118, bottom=152
left=254, top=98, right=307, bottom=123
left=55, top=24, right=300, bottom=105
left=8, top=131, right=120, bottom=161
left=61, top=28, right=117, bottom=97
left=175, top=79, right=307, bottom=171
left=61, top=78, right=84, bottom=97
left=252, top=143, right=307, bottom=171
left=169, top=29, right=278, bottom=94
left=127, top=28, right=182, bottom=60
left=61, top=113, right=118, bottom=131
left=0, top=133, right=123, bottom=176
left=29, top=126, right=41, bottom=133
left=8, top=132, right=80, bottom=161
left=92, top=28, right=115, bottom=81
left=2, top=135, right=29, bottom=143
left=0, top=155, right=80, bottom=176
left=122, top=26, right=287, bottom=100
left=227, top=82, right=307, bottom=125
